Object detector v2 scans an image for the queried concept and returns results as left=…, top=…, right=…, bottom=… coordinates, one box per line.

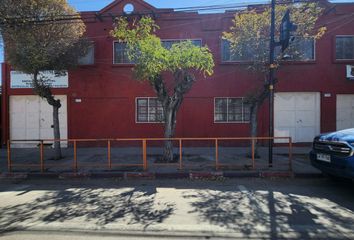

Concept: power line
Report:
left=0, top=0, right=322, bottom=26
left=1, top=0, right=352, bottom=40
left=171, top=1, right=266, bottom=11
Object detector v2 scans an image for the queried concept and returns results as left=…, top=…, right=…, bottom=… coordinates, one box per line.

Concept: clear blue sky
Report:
left=69, top=0, right=266, bottom=11
left=1, top=0, right=354, bottom=83
left=67, top=0, right=354, bottom=11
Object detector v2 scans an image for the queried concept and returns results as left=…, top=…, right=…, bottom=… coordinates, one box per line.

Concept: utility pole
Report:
left=268, top=1, right=297, bottom=168
left=268, top=0, right=276, bottom=168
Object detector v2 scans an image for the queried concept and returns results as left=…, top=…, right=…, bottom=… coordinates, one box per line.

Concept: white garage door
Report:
left=337, top=94, right=354, bottom=130
left=274, top=92, right=320, bottom=143
left=10, top=95, right=67, bottom=147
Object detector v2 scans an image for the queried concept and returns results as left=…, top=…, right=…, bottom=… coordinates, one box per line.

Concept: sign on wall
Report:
left=347, top=65, right=354, bottom=80
left=10, top=71, right=69, bottom=89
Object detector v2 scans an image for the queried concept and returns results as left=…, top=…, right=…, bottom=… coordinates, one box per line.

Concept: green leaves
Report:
left=223, top=2, right=325, bottom=72
left=168, top=41, right=214, bottom=76
left=111, top=17, right=214, bottom=82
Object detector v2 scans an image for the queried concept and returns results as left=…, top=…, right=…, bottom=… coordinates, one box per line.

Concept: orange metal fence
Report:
left=6, top=137, right=293, bottom=173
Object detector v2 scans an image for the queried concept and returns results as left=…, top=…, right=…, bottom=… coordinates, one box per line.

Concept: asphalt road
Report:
left=0, top=178, right=353, bottom=240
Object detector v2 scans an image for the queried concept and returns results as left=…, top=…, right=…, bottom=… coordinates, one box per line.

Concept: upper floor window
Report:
left=222, top=37, right=315, bottom=62
left=214, top=97, right=250, bottom=123
left=336, top=36, right=354, bottom=60
left=221, top=39, right=258, bottom=62
left=78, top=43, right=95, bottom=65
left=278, top=37, right=315, bottom=61
left=136, top=97, right=164, bottom=123
left=161, top=39, right=202, bottom=49
left=113, top=42, right=134, bottom=64
left=113, top=40, right=201, bottom=64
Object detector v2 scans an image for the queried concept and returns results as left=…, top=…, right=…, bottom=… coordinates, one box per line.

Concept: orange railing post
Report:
left=7, top=140, right=12, bottom=172
left=108, top=140, right=112, bottom=170
left=179, top=139, right=183, bottom=170
left=251, top=139, right=255, bottom=170
left=40, top=140, right=44, bottom=173
left=73, top=140, right=78, bottom=172
left=215, top=139, right=219, bottom=170
left=289, top=137, right=293, bottom=172
left=5, top=136, right=297, bottom=173
left=142, top=139, right=147, bottom=171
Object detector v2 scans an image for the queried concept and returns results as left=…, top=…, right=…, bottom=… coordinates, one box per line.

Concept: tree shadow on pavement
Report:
left=0, top=185, right=174, bottom=232
left=183, top=181, right=354, bottom=240
left=183, top=189, right=270, bottom=237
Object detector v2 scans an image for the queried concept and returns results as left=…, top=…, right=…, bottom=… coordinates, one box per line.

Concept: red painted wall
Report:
left=67, top=0, right=268, bottom=140
left=2, top=0, right=354, bottom=143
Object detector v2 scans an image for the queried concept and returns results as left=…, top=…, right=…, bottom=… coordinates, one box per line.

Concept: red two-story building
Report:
left=1, top=0, right=354, bottom=146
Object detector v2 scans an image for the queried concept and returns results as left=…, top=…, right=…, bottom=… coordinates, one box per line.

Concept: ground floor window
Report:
left=136, top=97, right=164, bottom=123
left=214, top=97, right=250, bottom=123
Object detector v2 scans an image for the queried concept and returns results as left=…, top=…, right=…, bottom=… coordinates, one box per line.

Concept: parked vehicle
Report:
left=310, top=128, right=354, bottom=180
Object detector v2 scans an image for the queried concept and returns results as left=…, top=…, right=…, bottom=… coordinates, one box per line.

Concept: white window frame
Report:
left=135, top=97, right=164, bottom=124
left=335, top=35, right=354, bottom=61
left=214, top=97, right=250, bottom=123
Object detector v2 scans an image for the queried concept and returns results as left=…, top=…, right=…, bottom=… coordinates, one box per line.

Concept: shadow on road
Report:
left=182, top=179, right=354, bottom=239
left=0, top=179, right=353, bottom=239
left=0, top=185, right=174, bottom=233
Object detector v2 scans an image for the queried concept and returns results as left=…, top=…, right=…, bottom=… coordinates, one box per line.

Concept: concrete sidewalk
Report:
left=0, top=146, right=322, bottom=179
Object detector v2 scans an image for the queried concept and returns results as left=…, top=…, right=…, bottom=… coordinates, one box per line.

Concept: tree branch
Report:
left=172, top=69, right=195, bottom=109
left=32, top=72, right=61, bottom=108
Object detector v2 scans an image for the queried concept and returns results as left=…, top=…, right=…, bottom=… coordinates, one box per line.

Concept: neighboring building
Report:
left=1, top=0, right=354, bottom=146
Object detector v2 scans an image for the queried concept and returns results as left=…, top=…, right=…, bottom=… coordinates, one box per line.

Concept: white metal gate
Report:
left=337, top=94, right=354, bottom=130
left=10, top=95, right=68, bottom=147
left=274, top=92, right=320, bottom=143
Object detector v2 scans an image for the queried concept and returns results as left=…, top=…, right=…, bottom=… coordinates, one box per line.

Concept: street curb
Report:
left=90, top=172, right=124, bottom=179
left=260, top=171, right=294, bottom=178
left=294, top=172, right=324, bottom=178
left=155, top=172, right=189, bottom=179
left=124, top=172, right=155, bottom=180
left=0, top=172, right=28, bottom=180
left=4, top=223, right=354, bottom=240
left=189, top=171, right=223, bottom=180
left=0, top=171, right=324, bottom=180
left=223, top=171, right=260, bottom=178
left=0, top=227, right=269, bottom=239
left=59, top=172, right=92, bottom=179
left=28, top=172, right=59, bottom=179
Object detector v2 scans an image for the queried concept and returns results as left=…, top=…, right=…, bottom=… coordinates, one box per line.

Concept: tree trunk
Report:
left=163, top=107, right=177, bottom=162
left=249, top=104, right=260, bottom=158
left=245, top=84, right=269, bottom=159
left=150, top=71, right=194, bottom=163
left=32, top=71, right=62, bottom=160
left=53, top=104, right=62, bottom=160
